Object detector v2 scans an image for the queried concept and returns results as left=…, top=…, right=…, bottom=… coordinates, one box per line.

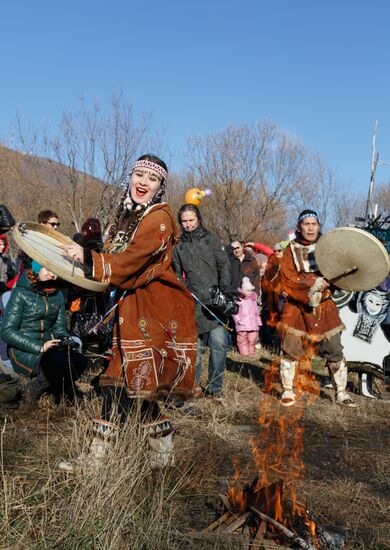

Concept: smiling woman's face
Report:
left=129, top=168, right=162, bottom=205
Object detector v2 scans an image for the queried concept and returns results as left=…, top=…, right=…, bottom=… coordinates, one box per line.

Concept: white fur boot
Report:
left=328, top=360, right=356, bottom=408
left=142, top=417, right=175, bottom=468
left=58, top=418, right=119, bottom=473
left=148, top=433, right=175, bottom=468
left=280, top=357, right=297, bottom=407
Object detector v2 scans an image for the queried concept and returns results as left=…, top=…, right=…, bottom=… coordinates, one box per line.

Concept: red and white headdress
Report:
left=131, top=160, right=168, bottom=181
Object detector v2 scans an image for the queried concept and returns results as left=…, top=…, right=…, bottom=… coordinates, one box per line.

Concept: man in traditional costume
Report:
left=277, top=209, right=356, bottom=407
left=59, top=155, right=199, bottom=470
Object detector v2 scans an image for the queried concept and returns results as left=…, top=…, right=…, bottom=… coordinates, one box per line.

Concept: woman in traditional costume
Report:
left=59, top=154, right=198, bottom=470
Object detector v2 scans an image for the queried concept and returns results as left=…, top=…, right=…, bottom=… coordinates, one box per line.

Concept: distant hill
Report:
left=0, top=144, right=112, bottom=236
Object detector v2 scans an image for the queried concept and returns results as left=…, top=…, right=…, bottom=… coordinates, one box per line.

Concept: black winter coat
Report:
left=1, top=271, right=68, bottom=376
left=172, top=226, right=233, bottom=334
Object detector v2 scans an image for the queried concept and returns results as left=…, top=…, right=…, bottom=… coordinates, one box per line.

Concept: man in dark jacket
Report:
left=172, top=204, right=233, bottom=397
left=229, top=240, right=262, bottom=296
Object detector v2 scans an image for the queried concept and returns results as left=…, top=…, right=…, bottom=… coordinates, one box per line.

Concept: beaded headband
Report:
left=297, top=211, right=320, bottom=225
left=131, top=160, right=168, bottom=181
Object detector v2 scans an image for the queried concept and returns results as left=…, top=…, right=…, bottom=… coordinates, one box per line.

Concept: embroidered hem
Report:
left=98, top=375, right=198, bottom=401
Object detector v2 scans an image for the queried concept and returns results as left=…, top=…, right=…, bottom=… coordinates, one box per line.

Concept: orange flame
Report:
left=228, top=340, right=321, bottom=541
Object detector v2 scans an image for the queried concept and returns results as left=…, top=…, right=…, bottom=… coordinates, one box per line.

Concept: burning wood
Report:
left=203, top=479, right=345, bottom=549
left=249, top=506, right=316, bottom=550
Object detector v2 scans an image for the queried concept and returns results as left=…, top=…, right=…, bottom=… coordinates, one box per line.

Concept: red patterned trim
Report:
left=131, top=160, right=168, bottom=181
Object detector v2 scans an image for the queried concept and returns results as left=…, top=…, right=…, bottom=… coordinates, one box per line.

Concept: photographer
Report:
left=172, top=204, right=234, bottom=398
left=1, top=261, right=87, bottom=403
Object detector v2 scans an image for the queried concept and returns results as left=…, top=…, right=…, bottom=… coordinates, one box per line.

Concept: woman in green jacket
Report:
left=1, top=262, right=87, bottom=402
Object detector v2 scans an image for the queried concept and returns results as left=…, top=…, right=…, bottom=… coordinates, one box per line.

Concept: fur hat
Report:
left=255, top=253, right=268, bottom=268
left=241, top=276, right=255, bottom=291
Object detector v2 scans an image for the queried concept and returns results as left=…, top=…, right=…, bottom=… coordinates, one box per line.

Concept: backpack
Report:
left=0, top=372, right=21, bottom=408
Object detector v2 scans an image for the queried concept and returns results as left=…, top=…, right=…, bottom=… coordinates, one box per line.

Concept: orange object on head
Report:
left=185, top=188, right=211, bottom=205
left=185, top=188, right=203, bottom=205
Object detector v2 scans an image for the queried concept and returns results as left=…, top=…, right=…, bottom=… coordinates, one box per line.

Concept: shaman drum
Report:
left=12, top=222, right=108, bottom=292
left=315, top=227, right=390, bottom=292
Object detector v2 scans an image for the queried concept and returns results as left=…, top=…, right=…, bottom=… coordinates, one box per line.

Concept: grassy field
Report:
left=0, top=350, right=389, bottom=549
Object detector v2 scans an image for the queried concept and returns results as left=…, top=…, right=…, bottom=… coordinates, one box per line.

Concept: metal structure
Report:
left=340, top=123, right=390, bottom=399
left=355, top=122, right=390, bottom=236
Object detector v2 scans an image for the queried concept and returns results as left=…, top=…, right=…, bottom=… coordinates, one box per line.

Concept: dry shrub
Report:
left=0, top=397, right=187, bottom=549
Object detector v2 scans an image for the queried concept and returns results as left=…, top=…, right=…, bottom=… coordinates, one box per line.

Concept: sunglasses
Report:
left=232, top=246, right=241, bottom=251
left=47, top=222, right=60, bottom=228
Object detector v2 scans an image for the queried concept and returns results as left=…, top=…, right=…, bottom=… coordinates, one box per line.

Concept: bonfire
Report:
left=204, top=357, right=345, bottom=549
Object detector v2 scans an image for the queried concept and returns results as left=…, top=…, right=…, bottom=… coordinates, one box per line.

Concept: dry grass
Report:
left=1, top=400, right=185, bottom=549
left=0, top=350, right=389, bottom=549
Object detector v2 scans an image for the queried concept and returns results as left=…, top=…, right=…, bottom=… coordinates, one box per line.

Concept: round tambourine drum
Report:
left=12, top=222, right=108, bottom=292
left=315, top=227, right=390, bottom=292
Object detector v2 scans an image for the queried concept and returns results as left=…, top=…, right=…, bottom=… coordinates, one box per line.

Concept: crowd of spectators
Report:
left=0, top=199, right=355, bottom=413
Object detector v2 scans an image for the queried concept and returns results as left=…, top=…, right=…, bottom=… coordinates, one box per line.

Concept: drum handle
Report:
left=328, top=266, right=358, bottom=285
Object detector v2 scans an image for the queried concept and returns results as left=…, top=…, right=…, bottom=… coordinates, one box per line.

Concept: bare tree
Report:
left=374, top=180, right=390, bottom=218
left=185, top=122, right=309, bottom=242
left=13, top=93, right=160, bottom=232
left=287, top=154, right=342, bottom=228
left=165, top=173, right=190, bottom=219
left=331, top=188, right=366, bottom=227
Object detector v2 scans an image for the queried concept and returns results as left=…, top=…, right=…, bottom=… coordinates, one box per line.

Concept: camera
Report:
left=224, top=299, right=239, bottom=316
left=209, top=286, right=239, bottom=316
left=57, top=336, right=79, bottom=350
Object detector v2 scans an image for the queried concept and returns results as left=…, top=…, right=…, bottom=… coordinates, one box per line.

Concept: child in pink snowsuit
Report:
left=232, top=277, right=262, bottom=356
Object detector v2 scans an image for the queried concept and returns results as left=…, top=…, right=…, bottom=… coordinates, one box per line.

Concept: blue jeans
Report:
left=195, top=326, right=228, bottom=395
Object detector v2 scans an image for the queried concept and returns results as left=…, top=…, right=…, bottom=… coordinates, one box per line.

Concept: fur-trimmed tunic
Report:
left=88, top=203, right=198, bottom=400
left=277, top=240, right=344, bottom=357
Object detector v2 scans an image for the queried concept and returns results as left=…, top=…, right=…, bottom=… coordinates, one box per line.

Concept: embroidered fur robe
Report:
left=277, top=240, right=344, bottom=356
left=89, top=203, right=198, bottom=400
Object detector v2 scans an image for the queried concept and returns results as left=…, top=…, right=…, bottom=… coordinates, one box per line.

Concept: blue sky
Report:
left=1, top=0, right=390, bottom=196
